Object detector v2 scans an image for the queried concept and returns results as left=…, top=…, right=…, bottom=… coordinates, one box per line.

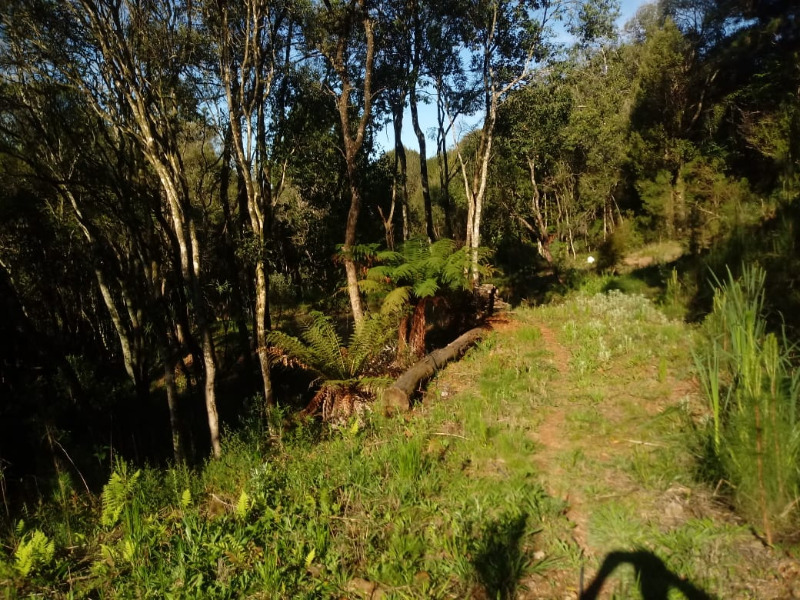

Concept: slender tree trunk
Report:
left=392, top=100, right=411, bottom=241
left=436, top=89, right=454, bottom=239
left=161, top=345, right=184, bottom=464
left=219, top=125, right=255, bottom=371
left=329, top=0, right=375, bottom=326
left=527, top=158, right=553, bottom=263
left=410, top=3, right=434, bottom=242
left=410, top=85, right=434, bottom=242
left=254, top=261, right=274, bottom=407
left=343, top=172, right=365, bottom=324
left=215, top=1, right=276, bottom=409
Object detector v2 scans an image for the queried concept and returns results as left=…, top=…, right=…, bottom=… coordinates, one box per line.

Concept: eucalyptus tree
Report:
left=0, top=11, right=196, bottom=461
left=9, top=0, right=226, bottom=457
left=492, top=74, right=573, bottom=263
left=406, top=0, right=435, bottom=241
left=371, top=0, right=412, bottom=247
left=202, top=0, right=296, bottom=409
left=452, top=0, right=566, bottom=285
left=300, top=0, right=376, bottom=325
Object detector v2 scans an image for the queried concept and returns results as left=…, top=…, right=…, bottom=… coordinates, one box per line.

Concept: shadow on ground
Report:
left=472, top=512, right=529, bottom=600
left=581, top=549, right=714, bottom=600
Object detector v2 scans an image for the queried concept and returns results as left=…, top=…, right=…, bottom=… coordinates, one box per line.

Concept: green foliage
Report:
left=266, top=312, right=393, bottom=415
left=267, top=311, right=391, bottom=383
left=101, top=462, right=142, bottom=528
left=14, top=529, right=55, bottom=576
left=695, top=264, right=800, bottom=538
left=598, top=220, right=642, bottom=270
left=360, top=238, right=489, bottom=314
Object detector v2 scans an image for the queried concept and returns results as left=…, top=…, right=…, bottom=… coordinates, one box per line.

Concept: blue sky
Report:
left=375, top=0, right=651, bottom=157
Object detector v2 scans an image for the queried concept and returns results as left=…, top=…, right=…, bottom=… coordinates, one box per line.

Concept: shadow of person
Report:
left=472, top=512, right=529, bottom=600
left=581, top=550, right=715, bottom=600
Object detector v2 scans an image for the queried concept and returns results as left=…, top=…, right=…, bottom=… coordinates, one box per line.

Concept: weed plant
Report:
left=694, top=264, right=800, bottom=543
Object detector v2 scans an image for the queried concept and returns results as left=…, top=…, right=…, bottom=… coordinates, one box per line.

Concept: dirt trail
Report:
left=521, top=314, right=797, bottom=599
left=527, top=321, right=593, bottom=554
left=435, top=309, right=798, bottom=598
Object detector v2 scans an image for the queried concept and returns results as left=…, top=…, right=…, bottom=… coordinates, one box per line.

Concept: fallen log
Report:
left=382, top=326, right=486, bottom=413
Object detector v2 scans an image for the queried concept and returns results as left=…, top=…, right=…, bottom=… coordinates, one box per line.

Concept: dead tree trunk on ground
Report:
left=382, top=326, right=485, bottom=413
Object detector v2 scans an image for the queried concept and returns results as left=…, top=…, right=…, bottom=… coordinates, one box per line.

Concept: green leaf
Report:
left=101, top=464, right=141, bottom=528
left=235, top=490, right=251, bottom=520
left=381, top=286, right=411, bottom=315
left=413, top=278, right=439, bottom=299
left=14, top=530, right=55, bottom=576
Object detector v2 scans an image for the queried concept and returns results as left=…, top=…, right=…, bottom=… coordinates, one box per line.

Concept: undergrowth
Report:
left=0, top=328, right=569, bottom=599
left=694, top=264, right=800, bottom=543
left=2, top=285, right=796, bottom=598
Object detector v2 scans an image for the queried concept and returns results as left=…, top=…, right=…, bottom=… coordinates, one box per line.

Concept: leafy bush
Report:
left=597, top=220, right=641, bottom=270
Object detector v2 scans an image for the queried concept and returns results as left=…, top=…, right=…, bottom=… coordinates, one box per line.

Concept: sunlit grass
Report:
left=3, top=286, right=792, bottom=599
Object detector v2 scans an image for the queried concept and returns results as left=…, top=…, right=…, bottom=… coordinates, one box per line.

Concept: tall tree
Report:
left=204, top=0, right=294, bottom=409
left=302, top=0, right=376, bottom=325
left=35, top=0, right=224, bottom=457
left=454, top=0, right=559, bottom=285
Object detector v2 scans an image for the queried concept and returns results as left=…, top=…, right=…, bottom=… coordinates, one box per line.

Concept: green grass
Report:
left=2, top=287, right=795, bottom=599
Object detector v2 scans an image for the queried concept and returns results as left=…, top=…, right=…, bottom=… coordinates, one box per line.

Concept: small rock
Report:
left=345, top=578, right=376, bottom=598
left=533, top=550, right=546, bottom=561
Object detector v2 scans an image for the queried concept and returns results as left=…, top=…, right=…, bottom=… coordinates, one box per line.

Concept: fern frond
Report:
left=375, top=250, right=404, bottom=263
left=413, top=278, right=439, bottom=299
left=429, top=238, right=457, bottom=259
left=14, top=530, right=54, bottom=576
left=381, top=286, right=412, bottom=315
left=302, top=312, right=347, bottom=379
left=398, top=238, right=429, bottom=264
left=348, top=315, right=394, bottom=376
left=365, top=265, right=395, bottom=281
left=337, top=242, right=380, bottom=262
left=358, top=279, right=386, bottom=294
left=266, top=330, right=324, bottom=375
left=235, top=490, right=251, bottom=520
left=101, top=464, right=141, bottom=528
left=392, top=262, right=419, bottom=283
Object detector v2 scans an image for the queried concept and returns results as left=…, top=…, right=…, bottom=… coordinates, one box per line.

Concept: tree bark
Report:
left=410, top=4, right=434, bottom=242
left=327, top=0, right=375, bottom=326
left=391, top=99, right=410, bottom=242
left=410, top=83, right=434, bottom=242
left=383, top=326, right=485, bottom=413
left=215, top=0, right=277, bottom=408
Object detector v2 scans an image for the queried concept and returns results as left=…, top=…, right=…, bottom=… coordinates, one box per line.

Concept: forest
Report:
left=0, top=0, right=799, bottom=597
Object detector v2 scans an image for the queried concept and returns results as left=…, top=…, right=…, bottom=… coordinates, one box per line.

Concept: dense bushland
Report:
left=0, top=0, right=799, bottom=593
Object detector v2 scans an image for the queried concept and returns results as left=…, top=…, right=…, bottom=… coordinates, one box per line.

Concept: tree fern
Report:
left=381, top=286, right=412, bottom=315
left=348, top=315, right=395, bottom=375
left=413, top=278, right=440, bottom=299
left=304, top=312, right=347, bottom=378
left=267, top=312, right=393, bottom=416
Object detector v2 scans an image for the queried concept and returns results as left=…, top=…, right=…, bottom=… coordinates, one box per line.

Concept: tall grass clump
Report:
left=695, top=264, right=800, bottom=543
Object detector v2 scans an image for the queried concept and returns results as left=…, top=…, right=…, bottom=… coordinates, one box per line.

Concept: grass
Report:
left=693, top=264, right=800, bottom=544
left=2, top=284, right=797, bottom=598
